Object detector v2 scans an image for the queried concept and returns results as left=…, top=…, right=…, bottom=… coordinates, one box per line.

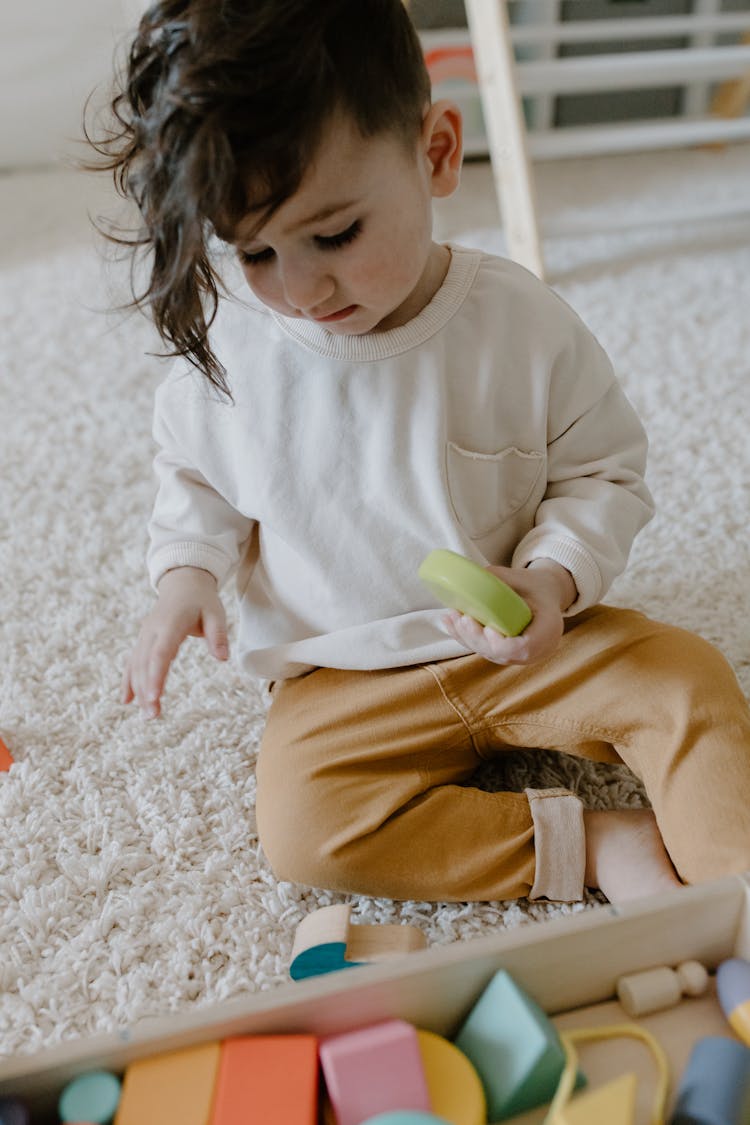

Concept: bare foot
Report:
left=583, top=808, right=682, bottom=905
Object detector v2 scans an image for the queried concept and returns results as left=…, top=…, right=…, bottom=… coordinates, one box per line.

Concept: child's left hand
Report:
left=441, top=559, right=577, bottom=666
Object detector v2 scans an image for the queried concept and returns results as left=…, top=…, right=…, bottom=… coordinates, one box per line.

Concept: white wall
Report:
left=1, top=1, right=142, bottom=169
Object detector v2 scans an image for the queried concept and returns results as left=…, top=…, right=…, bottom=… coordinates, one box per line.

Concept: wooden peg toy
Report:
left=290, top=903, right=427, bottom=980
left=0, top=736, right=14, bottom=772
left=616, top=960, right=708, bottom=1018
left=114, top=1043, right=220, bottom=1125
left=319, top=1019, right=431, bottom=1125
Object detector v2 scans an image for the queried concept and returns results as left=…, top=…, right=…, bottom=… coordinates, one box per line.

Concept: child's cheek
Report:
left=243, top=269, right=280, bottom=309
left=349, top=245, right=416, bottom=302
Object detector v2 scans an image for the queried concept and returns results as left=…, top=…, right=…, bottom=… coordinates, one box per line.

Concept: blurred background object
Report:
left=0, top=0, right=139, bottom=170
left=414, top=0, right=750, bottom=158
left=413, top=0, right=750, bottom=275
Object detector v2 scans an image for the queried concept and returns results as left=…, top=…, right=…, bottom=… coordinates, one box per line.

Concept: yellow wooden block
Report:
left=416, top=1029, right=486, bottom=1125
left=114, top=1042, right=221, bottom=1125
left=555, top=1072, right=637, bottom=1125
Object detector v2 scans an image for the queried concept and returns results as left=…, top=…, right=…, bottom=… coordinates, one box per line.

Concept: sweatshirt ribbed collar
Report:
left=271, top=243, right=481, bottom=362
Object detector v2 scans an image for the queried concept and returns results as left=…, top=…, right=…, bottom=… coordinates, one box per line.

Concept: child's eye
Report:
left=237, top=219, right=361, bottom=266
left=238, top=246, right=275, bottom=267
left=314, top=219, right=362, bottom=251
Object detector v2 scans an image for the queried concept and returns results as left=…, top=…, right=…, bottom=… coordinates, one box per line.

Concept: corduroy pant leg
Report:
left=256, top=606, right=750, bottom=900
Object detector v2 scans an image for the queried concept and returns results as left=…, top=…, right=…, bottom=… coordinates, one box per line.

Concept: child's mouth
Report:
left=312, top=305, right=358, bottom=323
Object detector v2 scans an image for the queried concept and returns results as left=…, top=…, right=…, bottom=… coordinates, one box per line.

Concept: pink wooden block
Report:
left=320, top=1019, right=431, bottom=1125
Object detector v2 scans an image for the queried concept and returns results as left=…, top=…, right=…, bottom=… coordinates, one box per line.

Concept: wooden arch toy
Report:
left=290, top=904, right=427, bottom=981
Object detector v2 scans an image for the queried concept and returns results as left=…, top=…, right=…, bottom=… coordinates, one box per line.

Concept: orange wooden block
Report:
left=209, top=1036, right=318, bottom=1125
left=114, top=1042, right=220, bottom=1125
left=0, top=737, right=14, bottom=771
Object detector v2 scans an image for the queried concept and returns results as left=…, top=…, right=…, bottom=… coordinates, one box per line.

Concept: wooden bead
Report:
left=677, top=960, right=710, bottom=997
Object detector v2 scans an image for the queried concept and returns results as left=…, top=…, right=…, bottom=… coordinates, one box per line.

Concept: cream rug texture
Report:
left=1, top=144, right=749, bottom=1057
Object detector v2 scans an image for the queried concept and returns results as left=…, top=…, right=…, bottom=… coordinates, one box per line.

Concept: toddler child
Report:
left=94, top=0, right=750, bottom=905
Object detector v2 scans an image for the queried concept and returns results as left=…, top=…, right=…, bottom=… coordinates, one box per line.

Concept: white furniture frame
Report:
left=463, top=0, right=750, bottom=279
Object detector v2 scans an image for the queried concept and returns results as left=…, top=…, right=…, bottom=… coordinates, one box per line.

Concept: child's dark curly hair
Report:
left=86, top=0, right=431, bottom=396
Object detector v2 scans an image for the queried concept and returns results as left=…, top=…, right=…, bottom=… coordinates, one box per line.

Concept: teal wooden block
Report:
left=290, top=941, right=365, bottom=980
left=454, top=970, right=583, bottom=1120
left=58, top=1070, right=121, bottom=1124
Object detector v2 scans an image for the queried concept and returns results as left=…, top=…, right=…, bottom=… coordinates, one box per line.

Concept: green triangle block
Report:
left=455, top=970, right=585, bottom=1120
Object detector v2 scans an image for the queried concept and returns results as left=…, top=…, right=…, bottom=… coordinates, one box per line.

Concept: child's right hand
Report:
left=121, top=566, right=229, bottom=719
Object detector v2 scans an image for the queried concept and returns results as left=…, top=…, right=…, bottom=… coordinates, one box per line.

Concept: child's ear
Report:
left=422, top=100, right=463, bottom=198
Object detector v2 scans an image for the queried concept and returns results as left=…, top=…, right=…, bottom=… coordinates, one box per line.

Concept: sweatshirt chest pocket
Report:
left=446, top=443, right=546, bottom=540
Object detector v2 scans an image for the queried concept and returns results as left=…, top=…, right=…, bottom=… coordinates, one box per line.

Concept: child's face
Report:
left=232, top=108, right=459, bottom=334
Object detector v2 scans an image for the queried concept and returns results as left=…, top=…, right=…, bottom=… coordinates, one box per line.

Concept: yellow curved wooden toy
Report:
left=545, top=1023, right=670, bottom=1125
left=416, top=1029, right=486, bottom=1125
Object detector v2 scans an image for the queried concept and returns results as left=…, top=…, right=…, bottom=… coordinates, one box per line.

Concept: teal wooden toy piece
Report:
left=418, top=550, right=532, bottom=637
left=454, top=970, right=584, bottom=1121
left=290, top=904, right=427, bottom=981
left=58, top=1070, right=121, bottom=1124
left=290, top=937, right=364, bottom=980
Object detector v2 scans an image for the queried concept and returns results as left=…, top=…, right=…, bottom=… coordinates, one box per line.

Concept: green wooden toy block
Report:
left=454, top=970, right=584, bottom=1120
left=418, top=550, right=532, bottom=637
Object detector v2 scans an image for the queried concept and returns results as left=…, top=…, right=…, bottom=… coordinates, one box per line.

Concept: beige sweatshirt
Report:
left=147, top=245, right=654, bottom=682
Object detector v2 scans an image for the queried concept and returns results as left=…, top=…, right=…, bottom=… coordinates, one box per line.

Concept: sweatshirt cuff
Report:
left=525, top=787, right=585, bottom=902
left=147, top=541, right=233, bottom=591
left=512, top=534, right=601, bottom=614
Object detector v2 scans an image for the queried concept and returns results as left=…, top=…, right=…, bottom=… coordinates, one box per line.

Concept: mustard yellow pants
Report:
left=256, top=606, right=750, bottom=902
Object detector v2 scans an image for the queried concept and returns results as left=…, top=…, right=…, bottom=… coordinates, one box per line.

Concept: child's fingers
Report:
left=125, top=631, right=176, bottom=718
left=442, top=610, right=481, bottom=645
left=120, top=666, right=135, bottom=705
left=144, top=637, right=181, bottom=708
left=443, top=611, right=536, bottom=664
left=479, top=624, right=532, bottom=665
left=443, top=612, right=504, bottom=656
left=204, top=607, right=230, bottom=661
left=123, top=593, right=229, bottom=717
left=124, top=664, right=160, bottom=718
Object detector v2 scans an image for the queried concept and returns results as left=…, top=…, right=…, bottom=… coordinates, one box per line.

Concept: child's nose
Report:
left=280, top=259, right=335, bottom=313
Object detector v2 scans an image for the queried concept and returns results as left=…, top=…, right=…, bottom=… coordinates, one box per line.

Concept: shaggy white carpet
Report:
left=1, top=143, right=749, bottom=1058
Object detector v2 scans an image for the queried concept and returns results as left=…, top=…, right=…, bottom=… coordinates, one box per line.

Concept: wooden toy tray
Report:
left=2, top=873, right=749, bottom=1124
